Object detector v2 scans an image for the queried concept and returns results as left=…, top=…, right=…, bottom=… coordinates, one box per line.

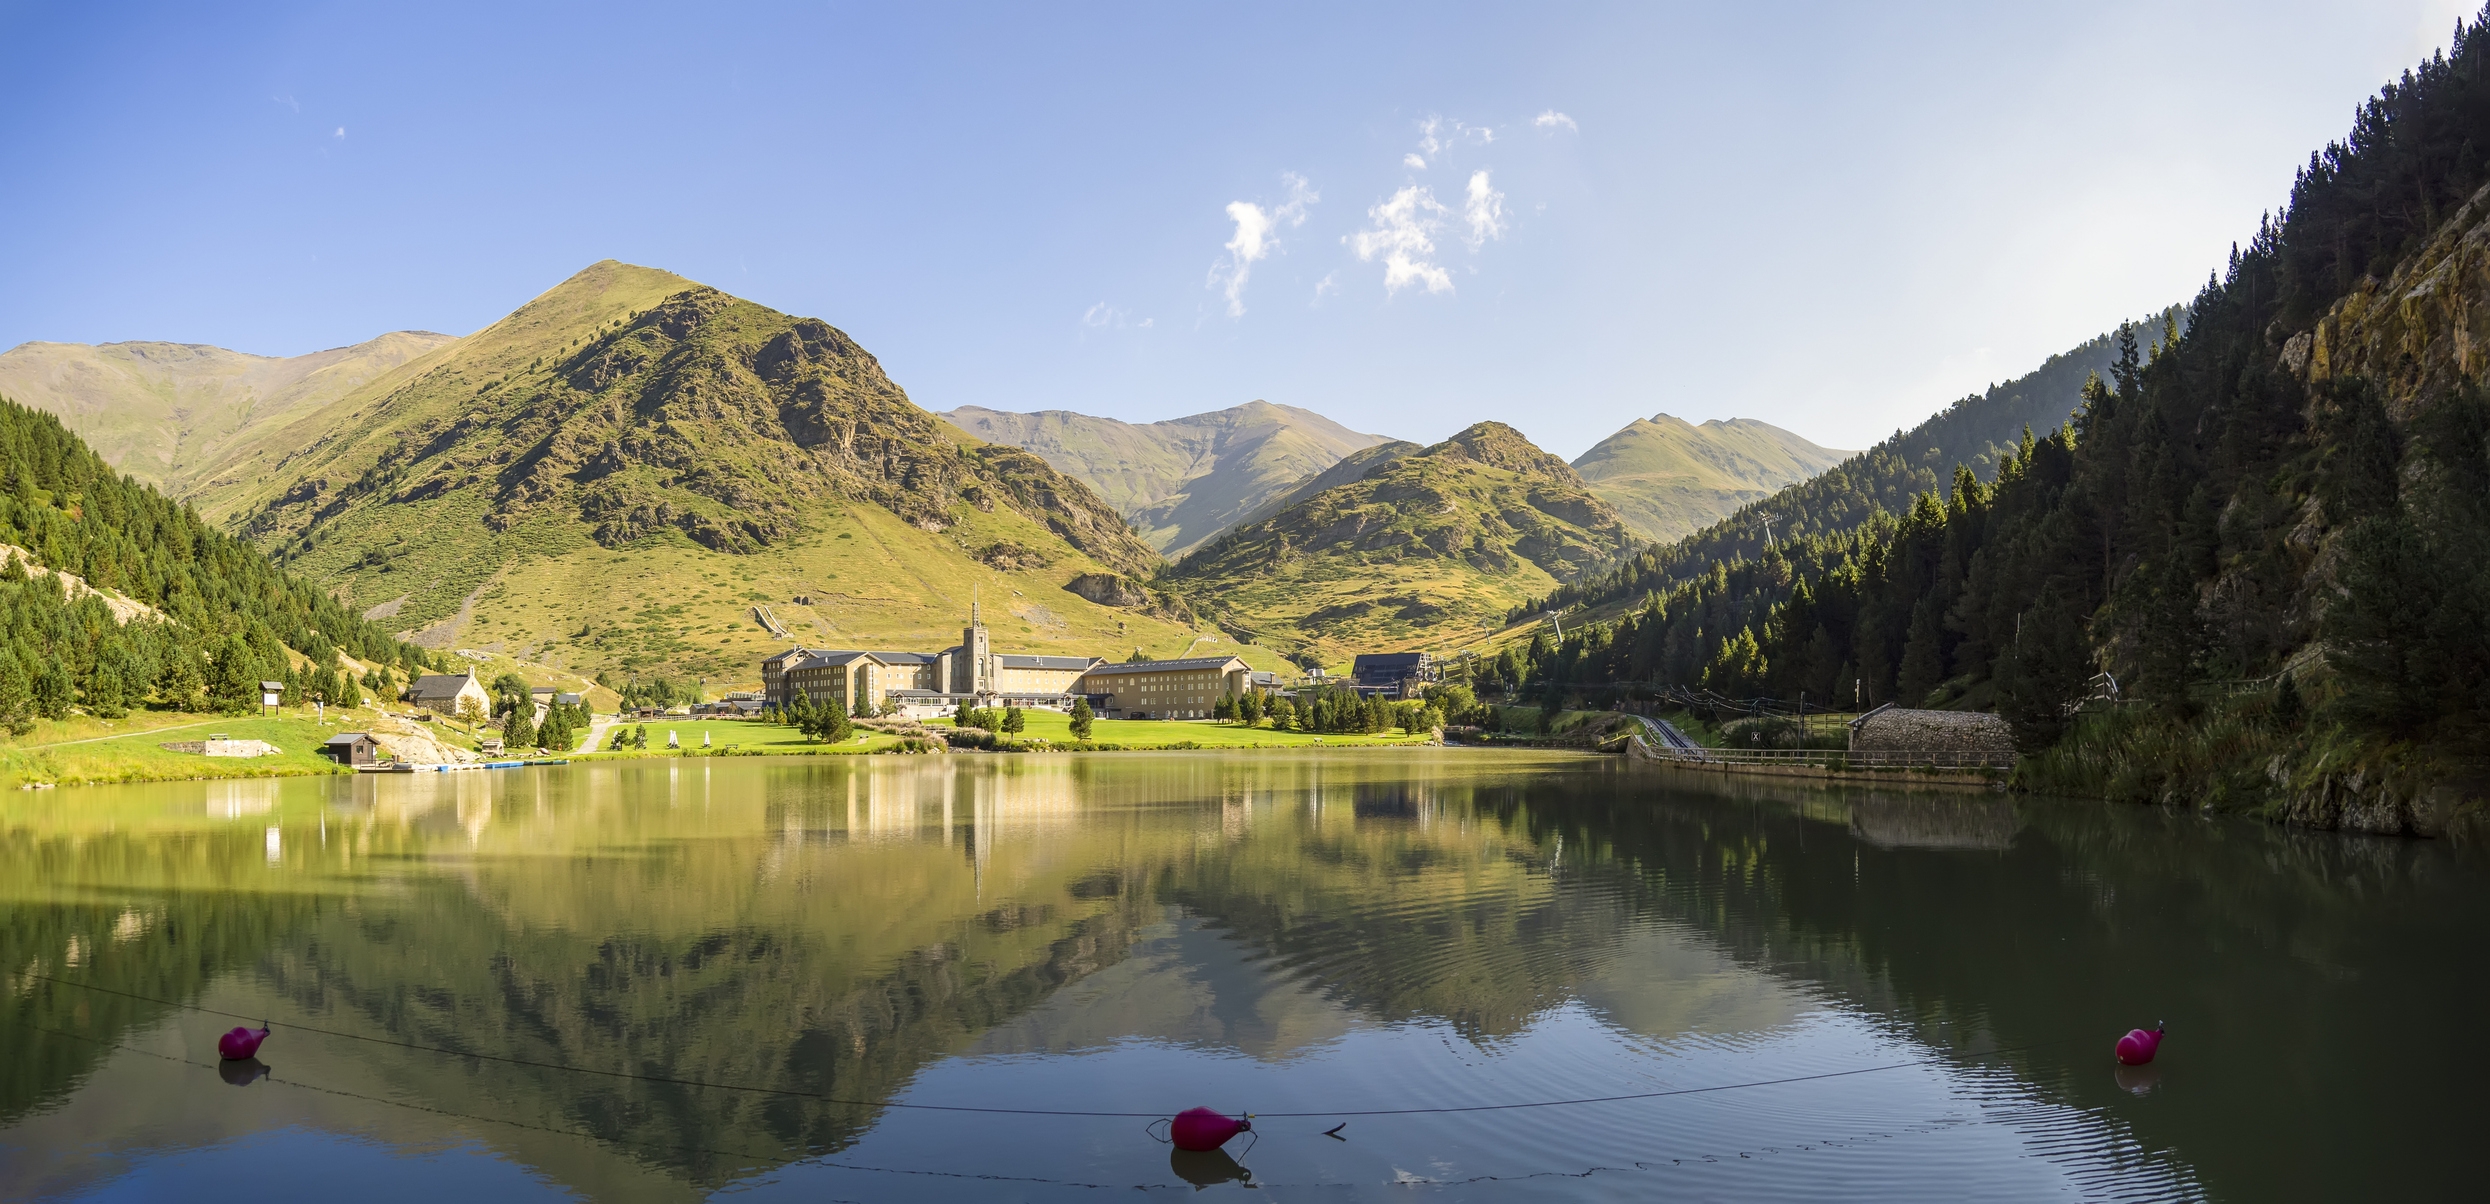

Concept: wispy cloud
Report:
left=1348, top=186, right=1453, bottom=296
left=1462, top=170, right=1507, bottom=249
left=1209, top=172, right=1317, bottom=317
left=1407, top=114, right=1493, bottom=169
left=1532, top=109, right=1578, bottom=133
left=1082, top=302, right=1126, bottom=329
left=1312, top=271, right=1339, bottom=303
left=333, top=127, right=346, bottom=139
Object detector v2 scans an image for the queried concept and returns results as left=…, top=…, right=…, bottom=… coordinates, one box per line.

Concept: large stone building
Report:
left=1077, top=656, right=1253, bottom=720
left=765, top=604, right=1102, bottom=716
left=762, top=607, right=1254, bottom=720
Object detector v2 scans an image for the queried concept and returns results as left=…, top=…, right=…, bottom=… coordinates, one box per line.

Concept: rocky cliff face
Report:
left=2295, top=177, right=2490, bottom=415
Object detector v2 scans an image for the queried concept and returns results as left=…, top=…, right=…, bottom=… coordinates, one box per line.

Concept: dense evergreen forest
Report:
left=1515, top=310, right=2179, bottom=623
left=1501, top=12, right=2490, bottom=815
left=0, top=398, right=433, bottom=727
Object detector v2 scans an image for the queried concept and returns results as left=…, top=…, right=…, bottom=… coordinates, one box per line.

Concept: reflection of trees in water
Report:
left=1528, top=772, right=2490, bottom=1201
left=11, top=758, right=2482, bottom=1199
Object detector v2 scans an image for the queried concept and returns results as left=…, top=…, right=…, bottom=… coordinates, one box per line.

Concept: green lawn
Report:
left=0, top=711, right=368, bottom=789
left=938, top=708, right=1436, bottom=749
left=579, top=717, right=906, bottom=756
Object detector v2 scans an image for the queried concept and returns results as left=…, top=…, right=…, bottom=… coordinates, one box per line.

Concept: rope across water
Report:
left=19, top=972, right=2081, bottom=1119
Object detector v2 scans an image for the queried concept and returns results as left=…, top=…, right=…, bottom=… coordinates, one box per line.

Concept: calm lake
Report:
left=2, top=752, right=2481, bottom=1201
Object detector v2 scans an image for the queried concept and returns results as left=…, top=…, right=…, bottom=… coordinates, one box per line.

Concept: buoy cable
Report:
left=17, top=973, right=2084, bottom=1120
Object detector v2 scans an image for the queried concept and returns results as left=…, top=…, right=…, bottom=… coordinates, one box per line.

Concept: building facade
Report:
left=767, top=604, right=1102, bottom=716
left=1351, top=652, right=1436, bottom=699
left=1073, top=656, right=1253, bottom=720
left=404, top=669, right=490, bottom=717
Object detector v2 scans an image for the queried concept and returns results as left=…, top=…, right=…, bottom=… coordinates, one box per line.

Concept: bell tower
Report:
left=963, top=593, right=992, bottom=696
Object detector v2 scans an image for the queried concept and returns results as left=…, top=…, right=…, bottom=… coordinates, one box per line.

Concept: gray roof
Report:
left=873, top=651, right=941, bottom=666
left=324, top=732, right=378, bottom=746
left=405, top=673, right=476, bottom=700
left=998, top=654, right=1099, bottom=671
left=1080, top=656, right=1248, bottom=677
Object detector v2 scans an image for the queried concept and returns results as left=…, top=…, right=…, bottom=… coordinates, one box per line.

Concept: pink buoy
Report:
left=1168, top=1107, right=1251, bottom=1152
left=2114, top=1022, right=2164, bottom=1066
left=217, top=1025, right=270, bottom=1062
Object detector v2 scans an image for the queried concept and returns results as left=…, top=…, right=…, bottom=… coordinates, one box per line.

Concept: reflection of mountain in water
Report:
left=6, top=755, right=2487, bottom=1200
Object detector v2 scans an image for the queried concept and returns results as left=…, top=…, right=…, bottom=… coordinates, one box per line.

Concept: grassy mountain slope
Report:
left=1164, top=422, right=1635, bottom=657
left=0, top=332, right=455, bottom=495
left=198, top=261, right=1251, bottom=685
left=1571, top=414, right=1852, bottom=544
left=1232, top=439, right=1423, bottom=529
left=939, top=400, right=1386, bottom=556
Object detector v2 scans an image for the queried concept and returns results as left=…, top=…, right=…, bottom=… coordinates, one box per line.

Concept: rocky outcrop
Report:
left=2297, top=177, right=2490, bottom=416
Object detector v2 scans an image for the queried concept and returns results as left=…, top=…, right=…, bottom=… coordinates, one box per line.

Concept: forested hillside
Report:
left=0, top=398, right=427, bottom=727
left=1510, top=12, right=2490, bottom=832
left=1523, top=313, right=2177, bottom=622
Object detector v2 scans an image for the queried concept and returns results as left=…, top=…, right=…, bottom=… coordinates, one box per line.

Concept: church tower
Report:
left=963, top=594, right=992, bottom=696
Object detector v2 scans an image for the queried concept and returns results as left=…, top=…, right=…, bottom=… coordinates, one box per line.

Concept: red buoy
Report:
left=1168, top=1107, right=1251, bottom=1152
left=217, top=1025, right=270, bottom=1062
left=2114, top=1022, right=2164, bottom=1066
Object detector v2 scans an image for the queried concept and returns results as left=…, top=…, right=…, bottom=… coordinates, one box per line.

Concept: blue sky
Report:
left=0, top=1, right=2472, bottom=456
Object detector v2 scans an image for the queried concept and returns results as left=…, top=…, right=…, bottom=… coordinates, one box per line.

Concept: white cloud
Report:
left=1403, top=152, right=1427, bottom=170
left=1463, top=170, right=1507, bottom=249
left=1081, top=302, right=1125, bottom=329
left=1312, top=272, right=1339, bottom=302
left=1348, top=186, right=1453, bottom=295
left=1208, top=172, right=1317, bottom=317
left=333, top=127, right=346, bottom=139
left=1532, top=110, right=1578, bottom=133
left=1413, top=114, right=1494, bottom=163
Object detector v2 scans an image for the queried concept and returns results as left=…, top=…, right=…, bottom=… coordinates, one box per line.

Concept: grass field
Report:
left=936, top=709, right=1435, bottom=749
left=578, top=717, right=907, bottom=756
left=0, top=711, right=374, bottom=789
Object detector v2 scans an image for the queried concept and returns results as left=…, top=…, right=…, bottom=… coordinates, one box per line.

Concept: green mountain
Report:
left=939, top=400, right=1387, bottom=557
left=0, top=332, right=456, bottom=495
left=1231, top=439, right=1423, bottom=528
left=1164, top=422, right=1635, bottom=657
left=1524, top=309, right=2178, bottom=624
left=1510, top=10, right=2490, bottom=830
left=1571, top=414, right=1852, bottom=544
left=186, top=261, right=1258, bottom=683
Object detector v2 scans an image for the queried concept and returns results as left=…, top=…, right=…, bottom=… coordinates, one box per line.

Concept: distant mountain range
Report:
left=0, top=332, right=454, bottom=495
left=0, top=262, right=1235, bottom=681
left=939, top=401, right=1385, bottom=557
left=0, top=263, right=1867, bottom=672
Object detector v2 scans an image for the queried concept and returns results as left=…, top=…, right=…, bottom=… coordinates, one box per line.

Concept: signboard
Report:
left=262, top=691, right=281, bottom=708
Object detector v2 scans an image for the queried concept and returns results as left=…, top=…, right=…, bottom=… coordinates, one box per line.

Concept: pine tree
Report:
left=502, top=704, right=536, bottom=750
left=1068, top=697, right=1094, bottom=741
left=824, top=696, right=853, bottom=743
left=1002, top=705, right=1025, bottom=734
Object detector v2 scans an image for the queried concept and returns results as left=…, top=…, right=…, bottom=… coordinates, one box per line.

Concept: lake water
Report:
left=2, top=752, right=2482, bottom=1201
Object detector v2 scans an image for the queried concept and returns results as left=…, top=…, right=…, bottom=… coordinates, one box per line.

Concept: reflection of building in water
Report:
left=204, top=780, right=279, bottom=819
left=1846, top=796, right=2020, bottom=850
